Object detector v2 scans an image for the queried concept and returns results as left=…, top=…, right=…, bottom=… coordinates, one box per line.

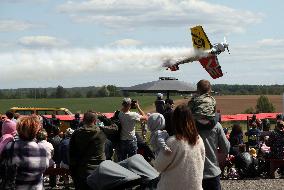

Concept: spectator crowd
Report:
left=0, top=79, right=283, bottom=190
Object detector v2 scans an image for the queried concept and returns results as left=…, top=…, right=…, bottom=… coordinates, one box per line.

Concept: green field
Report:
left=0, top=96, right=180, bottom=114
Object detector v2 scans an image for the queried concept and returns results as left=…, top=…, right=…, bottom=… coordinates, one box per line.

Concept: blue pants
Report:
left=118, top=140, right=137, bottom=161
left=202, top=175, right=221, bottom=190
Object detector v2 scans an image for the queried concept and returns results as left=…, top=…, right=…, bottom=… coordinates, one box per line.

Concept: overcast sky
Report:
left=1, top=0, right=284, bottom=89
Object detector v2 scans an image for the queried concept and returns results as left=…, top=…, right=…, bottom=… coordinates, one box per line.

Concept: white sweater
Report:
left=154, top=136, right=205, bottom=190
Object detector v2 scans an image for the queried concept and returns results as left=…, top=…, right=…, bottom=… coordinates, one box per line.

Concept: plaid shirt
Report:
left=3, top=139, right=50, bottom=190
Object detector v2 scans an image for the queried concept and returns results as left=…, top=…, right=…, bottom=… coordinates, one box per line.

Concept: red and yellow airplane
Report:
left=166, top=25, right=229, bottom=79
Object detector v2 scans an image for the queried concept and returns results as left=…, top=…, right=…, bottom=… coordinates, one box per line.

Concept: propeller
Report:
left=223, top=36, right=230, bottom=54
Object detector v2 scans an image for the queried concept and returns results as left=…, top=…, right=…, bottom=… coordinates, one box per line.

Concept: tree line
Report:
left=0, top=84, right=283, bottom=99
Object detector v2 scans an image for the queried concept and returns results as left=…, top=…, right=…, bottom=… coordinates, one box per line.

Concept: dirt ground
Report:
left=145, top=95, right=283, bottom=114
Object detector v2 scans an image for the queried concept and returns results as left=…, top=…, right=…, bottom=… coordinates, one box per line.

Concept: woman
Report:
left=229, top=123, right=243, bottom=155
left=154, top=104, right=205, bottom=190
left=2, top=115, right=50, bottom=190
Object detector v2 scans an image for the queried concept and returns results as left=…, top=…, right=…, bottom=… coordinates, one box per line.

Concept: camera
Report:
left=130, top=100, right=137, bottom=109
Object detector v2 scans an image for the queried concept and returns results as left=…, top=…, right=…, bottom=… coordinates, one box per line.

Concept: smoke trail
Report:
left=161, top=49, right=210, bottom=68
left=0, top=47, right=199, bottom=82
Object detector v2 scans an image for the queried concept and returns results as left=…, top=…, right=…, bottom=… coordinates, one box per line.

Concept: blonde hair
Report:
left=17, top=115, right=41, bottom=141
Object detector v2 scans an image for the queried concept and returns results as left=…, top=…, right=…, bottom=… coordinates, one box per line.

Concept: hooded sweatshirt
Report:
left=147, top=113, right=169, bottom=154
left=0, top=119, right=16, bottom=155
left=69, top=124, right=106, bottom=173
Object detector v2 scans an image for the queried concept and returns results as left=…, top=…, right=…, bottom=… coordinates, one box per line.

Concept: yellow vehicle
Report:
left=10, top=107, right=73, bottom=116
left=10, top=107, right=74, bottom=132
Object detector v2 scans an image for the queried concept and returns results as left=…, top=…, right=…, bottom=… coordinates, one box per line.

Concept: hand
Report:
left=164, top=147, right=172, bottom=155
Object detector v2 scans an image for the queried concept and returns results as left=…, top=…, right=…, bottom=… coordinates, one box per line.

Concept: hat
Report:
left=157, top=93, right=163, bottom=98
left=147, top=113, right=165, bottom=132
left=122, top=97, right=131, bottom=105
left=249, top=148, right=257, bottom=157
left=1, top=119, right=16, bottom=136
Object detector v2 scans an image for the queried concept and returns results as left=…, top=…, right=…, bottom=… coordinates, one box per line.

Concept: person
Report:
left=69, top=111, right=107, bottom=190
left=36, top=128, right=54, bottom=160
left=215, top=109, right=222, bottom=123
left=234, top=144, right=258, bottom=179
left=118, top=98, right=147, bottom=161
left=0, top=114, right=7, bottom=137
left=246, top=122, right=261, bottom=148
left=5, top=111, right=15, bottom=122
left=70, top=113, right=81, bottom=130
left=48, top=127, right=62, bottom=188
left=229, top=123, right=244, bottom=156
left=267, top=120, right=284, bottom=159
left=155, top=93, right=165, bottom=114
left=162, top=98, right=175, bottom=136
left=0, top=119, right=17, bottom=156
left=191, top=79, right=230, bottom=190
left=59, top=128, right=74, bottom=185
left=135, top=132, right=155, bottom=162
left=147, top=113, right=171, bottom=155
left=1, top=115, right=50, bottom=189
left=50, top=114, right=61, bottom=129
left=249, top=114, right=262, bottom=130
left=154, top=104, right=205, bottom=190
left=188, top=79, right=216, bottom=129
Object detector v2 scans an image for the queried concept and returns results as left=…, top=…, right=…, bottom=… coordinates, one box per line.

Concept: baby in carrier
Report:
left=147, top=113, right=171, bottom=155
left=188, top=79, right=216, bottom=129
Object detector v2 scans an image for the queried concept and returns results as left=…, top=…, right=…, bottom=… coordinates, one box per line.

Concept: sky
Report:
left=1, top=0, right=284, bottom=89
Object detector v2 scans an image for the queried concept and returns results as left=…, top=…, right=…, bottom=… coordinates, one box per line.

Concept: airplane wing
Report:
left=191, top=25, right=212, bottom=50
left=198, top=55, right=223, bottom=79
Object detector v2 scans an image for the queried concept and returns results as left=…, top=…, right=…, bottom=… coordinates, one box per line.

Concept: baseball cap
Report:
left=157, top=93, right=163, bottom=98
left=122, top=97, right=131, bottom=105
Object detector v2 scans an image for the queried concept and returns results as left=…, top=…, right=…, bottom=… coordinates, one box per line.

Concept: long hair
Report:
left=173, top=104, right=199, bottom=145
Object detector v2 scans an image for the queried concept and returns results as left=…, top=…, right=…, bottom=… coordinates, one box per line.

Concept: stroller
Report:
left=87, top=154, right=159, bottom=190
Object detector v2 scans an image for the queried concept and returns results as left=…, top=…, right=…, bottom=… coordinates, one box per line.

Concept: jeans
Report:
left=202, top=175, right=221, bottom=190
left=118, top=139, right=138, bottom=161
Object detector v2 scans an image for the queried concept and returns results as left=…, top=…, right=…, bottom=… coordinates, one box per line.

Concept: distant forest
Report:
left=0, top=84, right=283, bottom=99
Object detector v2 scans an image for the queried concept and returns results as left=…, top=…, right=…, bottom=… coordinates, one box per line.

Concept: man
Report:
left=50, top=114, right=61, bottom=129
left=69, top=111, right=107, bottom=190
left=48, top=127, right=62, bottom=188
left=191, top=80, right=230, bottom=190
left=162, top=98, right=175, bottom=136
left=246, top=122, right=261, bottom=148
left=155, top=93, right=165, bottom=114
left=118, top=98, right=147, bottom=161
left=267, top=121, right=284, bottom=159
left=70, top=113, right=81, bottom=130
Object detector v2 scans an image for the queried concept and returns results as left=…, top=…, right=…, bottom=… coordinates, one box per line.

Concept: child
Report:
left=147, top=113, right=171, bottom=155
left=37, top=128, right=54, bottom=160
left=0, top=119, right=16, bottom=155
left=188, top=79, right=216, bottom=128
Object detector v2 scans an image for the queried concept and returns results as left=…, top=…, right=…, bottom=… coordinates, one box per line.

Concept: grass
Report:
left=0, top=96, right=181, bottom=114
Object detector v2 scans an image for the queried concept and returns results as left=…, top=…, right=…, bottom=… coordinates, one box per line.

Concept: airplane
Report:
left=166, top=25, right=229, bottom=79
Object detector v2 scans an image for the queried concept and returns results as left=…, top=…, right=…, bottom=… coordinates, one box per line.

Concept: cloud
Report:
left=57, top=0, right=263, bottom=34
left=257, top=38, right=284, bottom=47
left=0, top=19, right=36, bottom=32
left=110, top=39, right=143, bottom=47
left=18, top=36, right=69, bottom=48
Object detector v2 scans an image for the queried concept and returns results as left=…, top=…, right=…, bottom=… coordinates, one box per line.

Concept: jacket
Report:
left=197, top=122, right=230, bottom=179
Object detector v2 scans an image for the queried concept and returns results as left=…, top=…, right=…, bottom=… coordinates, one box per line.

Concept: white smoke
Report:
left=0, top=47, right=198, bottom=82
